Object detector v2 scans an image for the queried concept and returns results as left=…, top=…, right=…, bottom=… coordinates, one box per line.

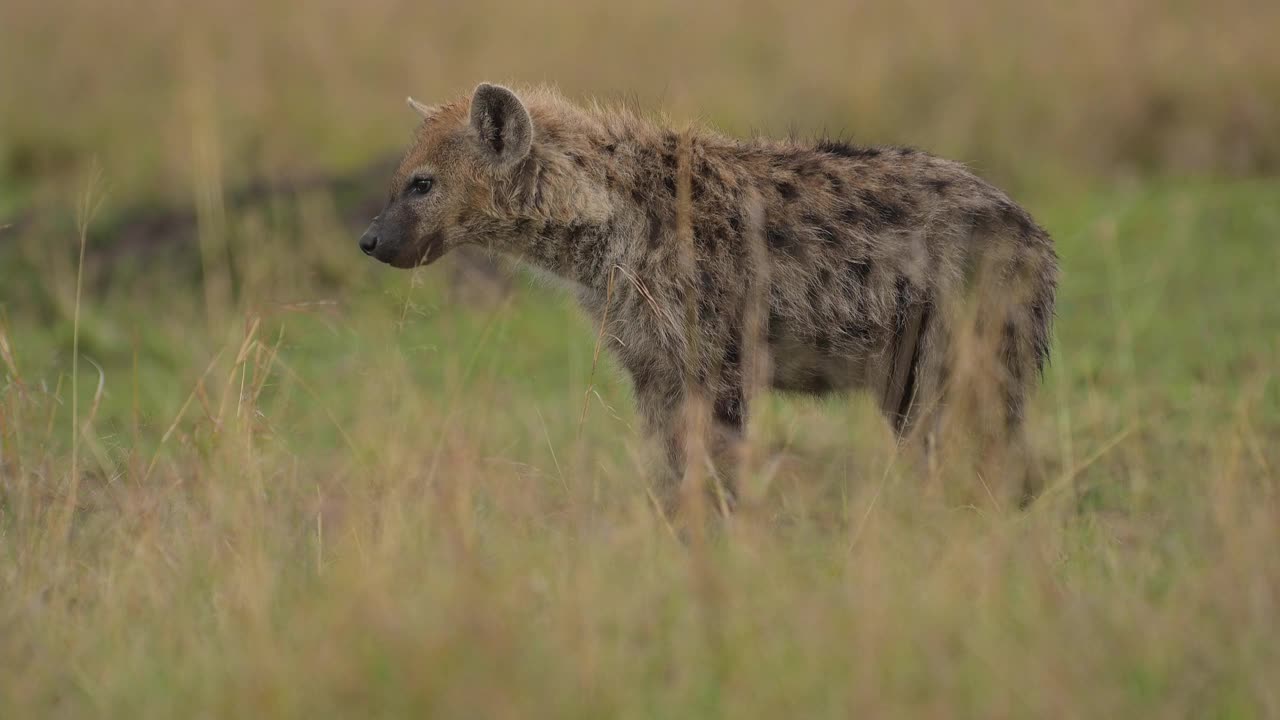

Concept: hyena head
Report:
left=359, top=83, right=534, bottom=268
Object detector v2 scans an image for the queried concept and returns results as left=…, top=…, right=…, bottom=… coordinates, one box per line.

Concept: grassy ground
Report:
left=2, top=175, right=1278, bottom=717
left=3, top=0, right=1280, bottom=716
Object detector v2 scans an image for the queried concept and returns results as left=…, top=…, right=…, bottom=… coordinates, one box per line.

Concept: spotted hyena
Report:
left=359, top=83, right=1058, bottom=512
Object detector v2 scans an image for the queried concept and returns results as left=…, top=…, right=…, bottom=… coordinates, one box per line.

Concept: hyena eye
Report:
left=408, top=176, right=434, bottom=195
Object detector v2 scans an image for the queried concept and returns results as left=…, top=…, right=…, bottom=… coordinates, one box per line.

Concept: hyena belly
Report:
left=764, top=291, right=935, bottom=437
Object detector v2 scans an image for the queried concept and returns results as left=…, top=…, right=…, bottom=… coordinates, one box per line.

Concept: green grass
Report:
left=1, top=177, right=1277, bottom=717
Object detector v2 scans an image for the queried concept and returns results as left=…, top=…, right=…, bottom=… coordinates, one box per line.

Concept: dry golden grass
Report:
left=2, top=0, right=1280, bottom=716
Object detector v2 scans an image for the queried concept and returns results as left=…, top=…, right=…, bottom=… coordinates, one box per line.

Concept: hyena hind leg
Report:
left=879, top=304, right=949, bottom=489
left=882, top=310, right=1044, bottom=509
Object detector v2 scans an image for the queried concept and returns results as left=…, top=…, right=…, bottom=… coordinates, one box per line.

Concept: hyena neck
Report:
left=495, top=213, right=621, bottom=293
left=485, top=120, right=647, bottom=293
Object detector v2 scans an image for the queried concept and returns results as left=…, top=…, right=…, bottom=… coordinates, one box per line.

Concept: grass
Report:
left=3, top=0, right=1280, bottom=715
left=1, top=175, right=1278, bottom=717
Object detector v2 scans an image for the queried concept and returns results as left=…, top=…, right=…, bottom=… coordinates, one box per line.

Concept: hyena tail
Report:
left=892, top=219, right=1058, bottom=505
left=966, top=223, right=1058, bottom=503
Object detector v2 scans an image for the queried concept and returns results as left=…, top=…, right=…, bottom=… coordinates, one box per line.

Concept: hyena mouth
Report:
left=390, top=231, right=446, bottom=269
left=418, top=231, right=447, bottom=266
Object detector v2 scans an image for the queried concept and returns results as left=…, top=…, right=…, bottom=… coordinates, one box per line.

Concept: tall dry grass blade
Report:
left=215, top=315, right=261, bottom=429
left=577, top=265, right=618, bottom=439
left=0, top=317, right=23, bottom=391
left=131, top=327, right=141, bottom=476
left=673, top=128, right=730, bottom=685
left=535, top=405, right=568, bottom=496
left=0, top=319, right=24, bottom=476
left=59, top=161, right=105, bottom=546
left=737, top=189, right=772, bottom=513
left=184, top=55, right=233, bottom=331
left=247, top=326, right=287, bottom=408
left=673, top=127, right=711, bottom=530
left=143, top=350, right=226, bottom=482
left=43, top=374, right=64, bottom=447
left=76, top=357, right=116, bottom=480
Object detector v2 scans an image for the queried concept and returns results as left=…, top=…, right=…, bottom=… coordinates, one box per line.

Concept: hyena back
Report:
left=360, top=83, right=1059, bottom=512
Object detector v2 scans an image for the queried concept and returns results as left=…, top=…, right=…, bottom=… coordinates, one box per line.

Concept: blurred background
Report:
left=4, top=0, right=1279, bottom=207
left=4, top=0, right=1278, bottom=326
left=2, top=2, right=1280, bottom=714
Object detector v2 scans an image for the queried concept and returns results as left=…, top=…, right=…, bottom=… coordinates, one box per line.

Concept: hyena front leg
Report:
left=707, top=382, right=746, bottom=513
left=631, top=373, right=744, bottom=523
left=631, top=375, right=687, bottom=522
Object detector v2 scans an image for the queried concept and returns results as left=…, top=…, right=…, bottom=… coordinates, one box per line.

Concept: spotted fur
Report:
left=361, top=83, right=1060, bottom=510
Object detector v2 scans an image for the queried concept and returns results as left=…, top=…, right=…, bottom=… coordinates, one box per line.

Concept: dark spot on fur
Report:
left=699, top=268, right=716, bottom=296
left=864, top=191, right=909, bottom=226
left=1030, top=295, right=1053, bottom=374
left=766, top=225, right=794, bottom=252
left=663, top=176, right=676, bottom=195
left=846, top=258, right=872, bottom=285
left=815, top=140, right=882, bottom=159
left=662, top=152, right=677, bottom=170
left=1001, top=202, right=1037, bottom=238
left=559, top=222, right=589, bottom=269
left=929, top=178, right=953, bottom=194
left=716, top=334, right=745, bottom=428
left=1000, top=319, right=1028, bottom=432
left=1001, top=320, right=1023, bottom=384
left=723, top=332, right=742, bottom=369
left=692, top=364, right=711, bottom=388
left=839, top=204, right=869, bottom=226
left=804, top=212, right=838, bottom=245
left=565, top=222, right=588, bottom=243
left=776, top=181, right=798, bottom=201
left=815, top=331, right=831, bottom=353
left=714, top=387, right=744, bottom=430
left=692, top=176, right=706, bottom=201
left=767, top=310, right=786, bottom=344
left=728, top=214, right=742, bottom=234
left=698, top=296, right=717, bottom=324
left=696, top=219, right=726, bottom=252
left=646, top=210, right=667, bottom=249
left=604, top=143, right=617, bottom=154
left=842, top=318, right=873, bottom=343
left=629, top=361, right=660, bottom=396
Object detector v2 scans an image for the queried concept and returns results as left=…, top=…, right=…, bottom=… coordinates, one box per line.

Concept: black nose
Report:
left=359, top=231, right=379, bottom=255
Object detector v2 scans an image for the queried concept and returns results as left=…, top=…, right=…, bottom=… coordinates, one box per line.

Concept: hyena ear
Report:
left=469, top=83, right=533, bottom=166
left=406, top=96, right=435, bottom=119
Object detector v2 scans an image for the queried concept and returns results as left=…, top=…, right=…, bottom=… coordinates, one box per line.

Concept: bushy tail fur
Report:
left=889, top=214, right=1058, bottom=505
